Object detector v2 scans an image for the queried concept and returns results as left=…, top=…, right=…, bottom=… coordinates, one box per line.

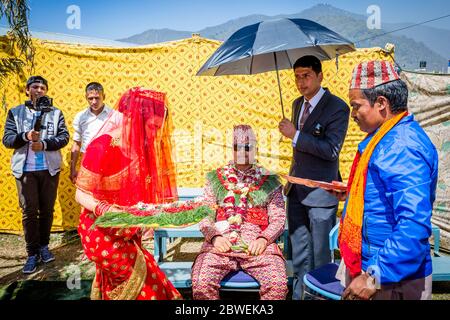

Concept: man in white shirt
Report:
left=70, top=82, right=112, bottom=183
left=278, top=55, right=350, bottom=299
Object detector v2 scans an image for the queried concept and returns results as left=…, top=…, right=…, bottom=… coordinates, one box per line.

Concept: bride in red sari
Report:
left=75, top=87, right=181, bottom=300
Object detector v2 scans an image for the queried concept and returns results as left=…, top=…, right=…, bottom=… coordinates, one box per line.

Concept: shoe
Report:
left=40, top=245, right=55, bottom=263
left=23, top=255, right=40, bottom=274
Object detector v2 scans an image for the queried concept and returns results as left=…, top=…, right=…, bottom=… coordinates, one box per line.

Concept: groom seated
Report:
left=191, top=124, right=288, bottom=300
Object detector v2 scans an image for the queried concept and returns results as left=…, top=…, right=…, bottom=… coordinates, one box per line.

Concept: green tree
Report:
left=0, top=0, right=34, bottom=86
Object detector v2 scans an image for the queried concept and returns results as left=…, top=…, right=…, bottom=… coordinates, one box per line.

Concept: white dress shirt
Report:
left=292, top=87, right=325, bottom=146
left=72, top=105, right=112, bottom=152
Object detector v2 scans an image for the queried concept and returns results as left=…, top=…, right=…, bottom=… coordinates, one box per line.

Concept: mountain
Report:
left=118, top=4, right=448, bottom=72
left=197, top=14, right=268, bottom=41
left=119, top=28, right=192, bottom=44
left=382, top=23, right=450, bottom=61
left=294, top=4, right=448, bottom=72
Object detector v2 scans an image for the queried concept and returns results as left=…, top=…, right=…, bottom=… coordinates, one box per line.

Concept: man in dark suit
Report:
left=279, top=55, right=350, bottom=300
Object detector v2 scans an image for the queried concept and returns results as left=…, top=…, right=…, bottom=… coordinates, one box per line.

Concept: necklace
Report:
left=216, top=164, right=268, bottom=249
left=217, top=164, right=268, bottom=195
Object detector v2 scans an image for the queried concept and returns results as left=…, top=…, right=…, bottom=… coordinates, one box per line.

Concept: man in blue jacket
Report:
left=336, top=61, right=438, bottom=300
left=2, top=76, right=69, bottom=274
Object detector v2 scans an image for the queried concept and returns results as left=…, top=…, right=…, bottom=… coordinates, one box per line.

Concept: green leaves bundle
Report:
left=93, top=201, right=215, bottom=229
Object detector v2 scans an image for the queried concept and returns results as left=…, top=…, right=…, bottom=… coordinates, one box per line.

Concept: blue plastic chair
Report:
left=220, top=270, right=261, bottom=291
left=302, top=223, right=344, bottom=300
left=431, top=225, right=450, bottom=282
left=302, top=224, right=450, bottom=300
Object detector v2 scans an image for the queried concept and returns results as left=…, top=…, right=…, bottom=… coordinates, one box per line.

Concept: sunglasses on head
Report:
left=233, top=144, right=254, bottom=151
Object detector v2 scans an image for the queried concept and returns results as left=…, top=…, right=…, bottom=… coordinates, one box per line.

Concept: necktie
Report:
left=299, top=101, right=312, bottom=130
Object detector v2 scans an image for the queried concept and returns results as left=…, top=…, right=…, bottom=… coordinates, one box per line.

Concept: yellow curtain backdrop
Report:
left=0, top=35, right=393, bottom=233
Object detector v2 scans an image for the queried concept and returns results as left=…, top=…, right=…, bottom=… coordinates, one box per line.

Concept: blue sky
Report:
left=3, top=0, right=450, bottom=40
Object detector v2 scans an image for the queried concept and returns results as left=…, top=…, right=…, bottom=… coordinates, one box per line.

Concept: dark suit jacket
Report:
left=285, top=88, right=350, bottom=207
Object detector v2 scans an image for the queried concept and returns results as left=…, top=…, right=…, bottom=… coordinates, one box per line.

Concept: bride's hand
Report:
left=108, top=205, right=124, bottom=213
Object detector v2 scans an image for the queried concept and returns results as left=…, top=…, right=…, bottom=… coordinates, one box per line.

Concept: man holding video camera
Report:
left=2, top=76, right=69, bottom=274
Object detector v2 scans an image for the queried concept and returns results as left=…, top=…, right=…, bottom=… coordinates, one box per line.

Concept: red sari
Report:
left=76, top=88, right=181, bottom=300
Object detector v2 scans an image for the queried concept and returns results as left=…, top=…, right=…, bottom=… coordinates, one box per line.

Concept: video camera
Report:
left=24, top=95, right=53, bottom=132
left=25, top=95, right=53, bottom=111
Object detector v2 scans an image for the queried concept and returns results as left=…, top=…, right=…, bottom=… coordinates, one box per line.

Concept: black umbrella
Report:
left=197, top=18, right=355, bottom=117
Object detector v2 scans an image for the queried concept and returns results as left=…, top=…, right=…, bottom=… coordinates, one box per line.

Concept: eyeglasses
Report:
left=233, top=144, right=254, bottom=152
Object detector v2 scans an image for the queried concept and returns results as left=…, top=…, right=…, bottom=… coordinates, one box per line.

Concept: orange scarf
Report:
left=338, top=111, right=408, bottom=278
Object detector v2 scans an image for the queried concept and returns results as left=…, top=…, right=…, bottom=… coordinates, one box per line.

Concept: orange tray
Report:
left=283, top=175, right=347, bottom=192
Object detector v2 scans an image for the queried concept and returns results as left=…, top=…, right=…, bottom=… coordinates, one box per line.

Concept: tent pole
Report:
left=274, top=52, right=285, bottom=119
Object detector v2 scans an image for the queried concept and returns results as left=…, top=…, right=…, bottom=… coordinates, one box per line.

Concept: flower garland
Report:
left=216, top=164, right=269, bottom=251
left=132, top=200, right=205, bottom=216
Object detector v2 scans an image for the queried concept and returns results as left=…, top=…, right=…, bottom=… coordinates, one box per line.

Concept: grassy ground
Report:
left=0, top=231, right=449, bottom=300
left=0, top=231, right=92, bottom=284
left=0, top=231, right=206, bottom=299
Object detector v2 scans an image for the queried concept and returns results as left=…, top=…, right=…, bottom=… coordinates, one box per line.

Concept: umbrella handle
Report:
left=274, top=53, right=285, bottom=119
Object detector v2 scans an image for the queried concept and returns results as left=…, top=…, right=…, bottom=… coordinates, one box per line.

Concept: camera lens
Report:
left=37, top=96, right=53, bottom=107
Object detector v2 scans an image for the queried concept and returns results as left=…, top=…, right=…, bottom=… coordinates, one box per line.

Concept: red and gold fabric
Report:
left=216, top=207, right=268, bottom=229
left=76, top=88, right=181, bottom=300
left=191, top=163, right=287, bottom=299
left=78, top=208, right=180, bottom=300
left=77, top=87, right=178, bottom=206
left=192, top=251, right=288, bottom=300
left=197, top=163, right=286, bottom=259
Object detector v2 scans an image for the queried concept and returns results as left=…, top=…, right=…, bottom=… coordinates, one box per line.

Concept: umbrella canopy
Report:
left=197, top=18, right=355, bottom=76
left=196, top=18, right=355, bottom=118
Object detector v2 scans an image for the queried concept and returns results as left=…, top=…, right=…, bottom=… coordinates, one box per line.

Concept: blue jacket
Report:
left=344, top=114, right=438, bottom=284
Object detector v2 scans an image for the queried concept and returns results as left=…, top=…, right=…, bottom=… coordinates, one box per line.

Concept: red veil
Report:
left=76, top=87, right=178, bottom=206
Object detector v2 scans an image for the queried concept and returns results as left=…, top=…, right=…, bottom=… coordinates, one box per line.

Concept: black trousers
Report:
left=287, top=194, right=337, bottom=300
left=15, top=170, right=60, bottom=256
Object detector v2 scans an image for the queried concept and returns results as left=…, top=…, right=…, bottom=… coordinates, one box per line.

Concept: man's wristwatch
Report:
left=365, top=272, right=380, bottom=290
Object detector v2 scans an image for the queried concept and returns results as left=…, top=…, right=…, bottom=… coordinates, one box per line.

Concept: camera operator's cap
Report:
left=26, top=76, right=48, bottom=89
left=349, top=60, right=399, bottom=90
